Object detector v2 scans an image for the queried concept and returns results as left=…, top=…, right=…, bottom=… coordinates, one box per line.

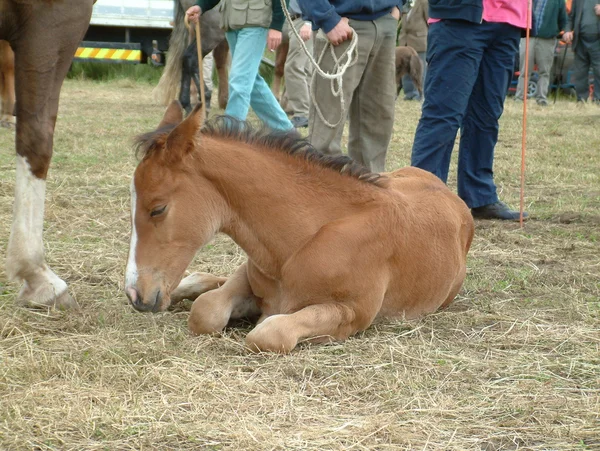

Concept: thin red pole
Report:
left=520, top=0, right=532, bottom=227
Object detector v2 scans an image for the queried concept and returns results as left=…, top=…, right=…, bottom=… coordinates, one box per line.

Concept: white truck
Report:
left=75, top=0, right=174, bottom=64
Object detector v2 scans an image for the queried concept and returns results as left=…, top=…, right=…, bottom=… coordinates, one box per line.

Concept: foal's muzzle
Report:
left=126, top=286, right=163, bottom=313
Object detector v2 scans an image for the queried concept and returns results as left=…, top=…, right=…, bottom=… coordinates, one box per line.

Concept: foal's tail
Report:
left=152, top=1, right=189, bottom=105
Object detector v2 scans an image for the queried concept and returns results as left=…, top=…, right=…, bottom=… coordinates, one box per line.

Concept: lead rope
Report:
left=184, top=13, right=207, bottom=125
left=280, top=0, right=358, bottom=128
left=520, top=0, right=532, bottom=226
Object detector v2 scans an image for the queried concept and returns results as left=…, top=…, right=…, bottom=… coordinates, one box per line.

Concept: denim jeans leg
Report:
left=457, top=23, right=520, bottom=208
left=225, top=28, right=292, bottom=130
left=411, top=20, right=484, bottom=183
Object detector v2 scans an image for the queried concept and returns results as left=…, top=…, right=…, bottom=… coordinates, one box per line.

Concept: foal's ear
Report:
left=159, top=100, right=184, bottom=128
left=165, top=103, right=203, bottom=159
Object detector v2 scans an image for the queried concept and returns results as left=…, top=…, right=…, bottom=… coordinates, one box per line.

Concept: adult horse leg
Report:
left=179, top=41, right=195, bottom=114
left=410, top=53, right=424, bottom=99
left=0, top=40, right=15, bottom=128
left=212, top=39, right=229, bottom=110
left=188, top=263, right=261, bottom=335
left=5, top=2, right=93, bottom=309
left=271, top=40, right=289, bottom=102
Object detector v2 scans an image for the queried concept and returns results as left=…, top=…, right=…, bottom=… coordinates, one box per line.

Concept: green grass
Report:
left=67, top=62, right=165, bottom=84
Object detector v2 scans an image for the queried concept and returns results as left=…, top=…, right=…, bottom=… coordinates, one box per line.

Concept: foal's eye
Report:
left=150, top=205, right=167, bottom=217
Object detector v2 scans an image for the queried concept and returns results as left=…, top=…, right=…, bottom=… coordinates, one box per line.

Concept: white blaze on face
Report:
left=7, top=155, right=68, bottom=299
left=125, top=180, right=139, bottom=289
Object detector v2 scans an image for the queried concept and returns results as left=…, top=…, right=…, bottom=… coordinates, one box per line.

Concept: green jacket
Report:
left=534, top=0, right=567, bottom=39
left=196, top=0, right=287, bottom=31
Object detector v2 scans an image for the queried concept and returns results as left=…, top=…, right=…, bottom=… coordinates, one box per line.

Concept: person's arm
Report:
left=196, top=0, right=220, bottom=13
left=558, top=0, right=568, bottom=33
left=565, top=0, right=575, bottom=32
left=269, top=0, right=286, bottom=31
left=297, top=0, right=342, bottom=33
left=186, top=0, right=220, bottom=23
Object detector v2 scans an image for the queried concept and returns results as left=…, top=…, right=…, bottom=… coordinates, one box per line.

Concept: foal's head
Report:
left=125, top=102, right=221, bottom=312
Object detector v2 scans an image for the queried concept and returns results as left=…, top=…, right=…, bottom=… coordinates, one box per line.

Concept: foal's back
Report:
left=378, top=167, right=474, bottom=319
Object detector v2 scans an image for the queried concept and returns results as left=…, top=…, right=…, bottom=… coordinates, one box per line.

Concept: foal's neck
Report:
left=195, top=137, right=376, bottom=277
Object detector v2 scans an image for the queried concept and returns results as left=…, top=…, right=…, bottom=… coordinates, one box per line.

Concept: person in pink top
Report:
left=411, top=0, right=530, bottom=221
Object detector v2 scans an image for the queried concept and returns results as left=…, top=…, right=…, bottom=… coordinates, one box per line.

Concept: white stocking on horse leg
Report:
left=6, top=156, right=76, bottom=309
left=245, top=303, right=357, bottom=353
left=188, top=263, right=260, bottom=335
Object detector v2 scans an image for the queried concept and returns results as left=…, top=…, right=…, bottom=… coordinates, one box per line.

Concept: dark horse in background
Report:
left=0, top=40, right=15, bottom=128
left=0, top=0, right=94, bottom=308
left=153, top=0, right=229, bottom=113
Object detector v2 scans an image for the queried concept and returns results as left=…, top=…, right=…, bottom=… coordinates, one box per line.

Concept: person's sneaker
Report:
left=536, top=98, right=548, bottom=106
left=471, top=201, right=528, bottom=221
left=291, top=116, right=308, bottom=128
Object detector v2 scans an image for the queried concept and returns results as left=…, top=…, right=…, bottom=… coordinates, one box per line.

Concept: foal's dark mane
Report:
left=135, top=116, right=388, bottom=188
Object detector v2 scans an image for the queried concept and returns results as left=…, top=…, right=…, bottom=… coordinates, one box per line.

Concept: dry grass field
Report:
left=0, top=79, right=598, bottom=450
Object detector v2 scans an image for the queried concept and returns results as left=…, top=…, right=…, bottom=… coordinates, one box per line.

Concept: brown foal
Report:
left=125, top=102, right=474, bottom=353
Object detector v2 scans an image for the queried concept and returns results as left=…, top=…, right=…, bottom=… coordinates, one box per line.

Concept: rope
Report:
left=184, top=13, right=206, bottom=124
left=520, top=0, right=532, bottom=226
left=280, top=0, right=358, bottom=128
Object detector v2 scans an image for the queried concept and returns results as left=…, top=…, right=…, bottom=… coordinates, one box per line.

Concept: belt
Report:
left=289, top=14, right=301, bottom=21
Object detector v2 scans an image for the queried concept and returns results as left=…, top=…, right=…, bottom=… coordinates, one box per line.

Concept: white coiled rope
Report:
left=280, top=0, right=358, bottom=128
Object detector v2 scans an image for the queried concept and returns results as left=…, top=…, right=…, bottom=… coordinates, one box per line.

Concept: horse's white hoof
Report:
left=16, top=283, right=79, bottom=311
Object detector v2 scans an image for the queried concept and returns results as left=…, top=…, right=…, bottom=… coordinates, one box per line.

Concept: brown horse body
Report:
left=125, top=103, right=474, bottom=353
left=0, top=40, right=15, bottom=128
left=1, top=0, right=94, bottom=308
left=395, top=46, right=424, bottom=99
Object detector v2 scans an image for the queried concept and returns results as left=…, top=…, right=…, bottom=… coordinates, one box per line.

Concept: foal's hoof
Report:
left=17, top=284, right=80, bottom=311
left=245, top=316, right=297, bottom=354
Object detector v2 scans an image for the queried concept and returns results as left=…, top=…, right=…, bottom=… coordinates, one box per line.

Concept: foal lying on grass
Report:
left=125, top=102, right=474, bottom=353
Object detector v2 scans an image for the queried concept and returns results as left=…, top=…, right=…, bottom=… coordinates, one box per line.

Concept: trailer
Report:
left=75, top=0, right=174, bottom=65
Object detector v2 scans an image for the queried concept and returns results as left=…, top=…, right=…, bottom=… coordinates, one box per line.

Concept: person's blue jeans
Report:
left=411, top=20, right=520, bottom=209
left=225, top=27, right=293, bottom=131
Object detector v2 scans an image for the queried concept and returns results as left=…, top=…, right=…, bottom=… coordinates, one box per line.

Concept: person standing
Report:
left=411, top=0, right=529, bottom=221
left=186, top=0, right=293, bottom=131
left=563, top=0, right=600, bottom=103
left=397, top=0, right=428, bottom=101
left=297, top=0, right=401, bottom=173
left=283, top=0, right=313, bottom=128
left=515, top=0, right=567, bottom=105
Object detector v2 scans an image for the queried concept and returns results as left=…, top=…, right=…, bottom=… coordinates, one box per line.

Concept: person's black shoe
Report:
left=471, top=201, right=528, bottom=221
left=291, top=116, right=308, bottom=128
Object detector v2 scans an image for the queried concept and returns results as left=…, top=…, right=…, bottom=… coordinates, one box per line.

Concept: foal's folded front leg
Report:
left=170, top=272, right=228, bottom=305
left=245, top=303, right=361, bottom=353
left=188, top=263, right=259, bottom=335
